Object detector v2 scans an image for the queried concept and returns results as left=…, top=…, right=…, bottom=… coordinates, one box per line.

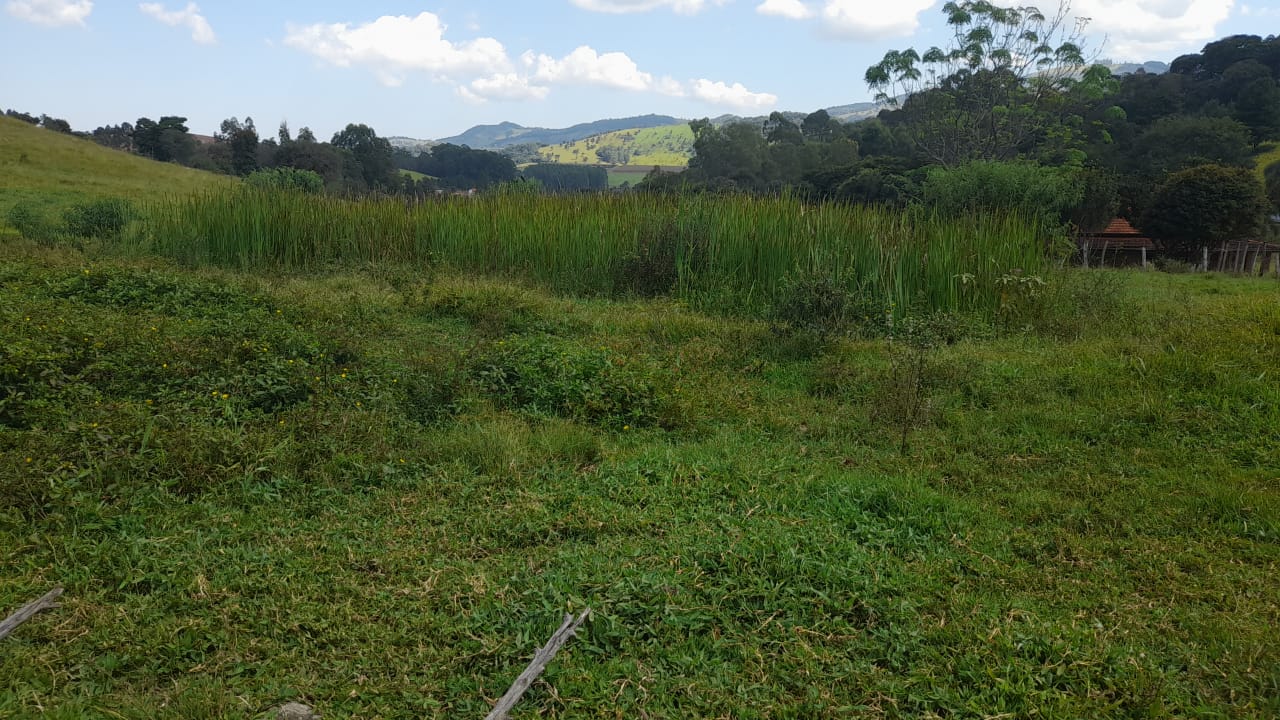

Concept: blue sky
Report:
left=1, top=0, right=1272, bottom=140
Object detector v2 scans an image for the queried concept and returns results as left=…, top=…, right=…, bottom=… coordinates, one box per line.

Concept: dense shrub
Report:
left=770, top=270, right=889, bottom=340
left=922, top=161, right=1083, bottom=231
left=1139, top=164, right=1270, bottom=260
left=245, top=167, right=325, bottom=194
left=5, top=203, right=58, bottom=244
left=62, top=198, right=133, bottom=239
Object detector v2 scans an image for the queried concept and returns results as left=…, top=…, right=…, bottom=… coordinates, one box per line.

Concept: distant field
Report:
left=1254, top=142, right=1279, bottom=180
left=539, top=123, right=693, bottom=167
left=0, top=116, right=229, bottom=218
left=606, top=165, right=687, bottom=187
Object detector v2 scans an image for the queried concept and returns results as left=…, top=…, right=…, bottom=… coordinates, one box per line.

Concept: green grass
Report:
left=0, top=116, right=230, bottom=220
left=538, top=123, right=693, bottom=167
left=1254, top=141, right=1280, bottom=180
left=129, top=188, right=1050, bottom=319
left=1, top=243, right=1277, bottom=718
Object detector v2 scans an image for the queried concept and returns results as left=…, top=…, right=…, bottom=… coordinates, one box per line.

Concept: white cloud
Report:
left=569, top=0, right=728, bottom=14
left=526, top=46, right=656, bottom=91
left=139, top=2, right=215, bottom=44
left=5, top=0, right=92, bottom=26
left=1240, top=2, right=1279, bottom=15
left=460, top=73, right=552, bottom=103
left=691, top=79, right=778, bottom=110
left=281, top=12, right=776, bottom=110
left=1072, top=0, right=1234, bottom=59
left=757, top=0, right=813, bottom=19
left=284, top=12, right=512, bottom=87
left=819, top=0, right=936, bottom=39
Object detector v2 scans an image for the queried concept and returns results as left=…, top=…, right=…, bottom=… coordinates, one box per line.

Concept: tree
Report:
left=4, top=110, right=39, bottom=124
left=1139, top=164, right=1270, bottom=259
left=800, top=110, right=840, bottom=143
left=217, top=116, right=260, bottom=176
left=91, top=123, right=134, bottom=151
left=133, top=116, right=195, bottom=164
left=764, top=112, right=803, bottom=146
left=865, top=0, right=1104, bottom=166
left=39, top=115, right=72, bottom=134
left=1129, top=116, right=1253, bottom=176
left=332, top=123, right=397, bottom=191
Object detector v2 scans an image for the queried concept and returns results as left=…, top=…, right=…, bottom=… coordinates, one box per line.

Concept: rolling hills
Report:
left=537, top=123, right=694, bottom=167
left=439, top=114, right=682, bottom=149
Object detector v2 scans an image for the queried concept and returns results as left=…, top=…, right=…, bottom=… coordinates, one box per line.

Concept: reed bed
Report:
left=131, top=187, right=1048, bottom=316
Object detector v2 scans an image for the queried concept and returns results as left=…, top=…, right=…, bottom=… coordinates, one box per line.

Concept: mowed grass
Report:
left=0, top=117, right=230, bottom=221
left=1, top=238, right=1277, bottom=718
left=538, top=124, right=693, bottom=167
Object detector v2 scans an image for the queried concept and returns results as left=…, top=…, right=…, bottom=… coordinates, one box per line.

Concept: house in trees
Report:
left=1078, top=218, right=1155, bottom=268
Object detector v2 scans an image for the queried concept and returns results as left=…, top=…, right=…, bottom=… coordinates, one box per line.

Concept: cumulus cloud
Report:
left=691, top=79, right=778, bottom=110
left=281, top=11, right=774, bottom=108
left=525, top=46, right=657, bottom=91
left=139, top=2, right=215, bottom=44
left=820, top=0, right=937, bottom=39
left=284, top=12, right=512, bottom=87
left=569, top=0, right=728, bottom=14
left=1072, top=0, right=1234, bottom=59
left=5, top=0, right=92, bottom=26
left=459, top=73, right=551, bottom=103
left=756, top=0, right=813, bottom=19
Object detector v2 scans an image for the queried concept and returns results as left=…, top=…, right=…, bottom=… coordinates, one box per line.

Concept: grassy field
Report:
left=538, top=124, right=693, bottom=167
left=1, top=241, right=1277, bottom=718
left=1, top=121, right=1279, bottom=718
left=0, top=117, right=230, bottom=219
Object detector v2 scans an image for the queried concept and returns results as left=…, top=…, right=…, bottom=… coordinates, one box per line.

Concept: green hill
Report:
left=538, top=123, right=694, bottom=167
left=0, top=116, right=230, bottom=219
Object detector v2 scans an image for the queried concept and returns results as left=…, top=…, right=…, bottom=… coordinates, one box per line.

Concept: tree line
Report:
left=642, top=4, right=1280, bottom=258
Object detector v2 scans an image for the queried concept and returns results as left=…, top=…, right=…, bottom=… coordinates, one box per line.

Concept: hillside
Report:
left=439, top=114, right=682, bottom=149
left=538, top=123, right=694, bottom=167
left=0, top=116, right=230, bottom=217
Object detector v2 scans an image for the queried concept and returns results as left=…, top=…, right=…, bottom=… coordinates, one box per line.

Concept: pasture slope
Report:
left=538, top=123, right=694, bottom=167
left=0, top=129, right=1278, bottom=719
left=0, top=116, right=229, bottom=218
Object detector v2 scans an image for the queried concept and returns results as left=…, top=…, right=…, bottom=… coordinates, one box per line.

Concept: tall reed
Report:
left=130, top=187, right=1048, bottom=317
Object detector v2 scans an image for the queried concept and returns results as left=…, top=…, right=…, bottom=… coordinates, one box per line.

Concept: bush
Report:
left=5, top=203, right=59, bottom=244
left=245, top=167, right=325, bottom=194
left=922, top=161, right=1084, bottom=231
left=1139, top=164, right=1270, bottom=260
left=770, top=270, right=889, bottom=340
left=62, top=198, right=132, bottom=239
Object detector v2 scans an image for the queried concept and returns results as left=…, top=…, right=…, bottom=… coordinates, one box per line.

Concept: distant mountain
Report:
left=1107, top=61, right=1169, bottom=75
left=708, top=101, right=882, bottom=129
left=387, top=136, right=437, bottom=154
left=440, top=114, right=683, bottom=149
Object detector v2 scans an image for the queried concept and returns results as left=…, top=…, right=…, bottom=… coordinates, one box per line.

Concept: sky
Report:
left=1, top=0, right=1274, bottom=140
